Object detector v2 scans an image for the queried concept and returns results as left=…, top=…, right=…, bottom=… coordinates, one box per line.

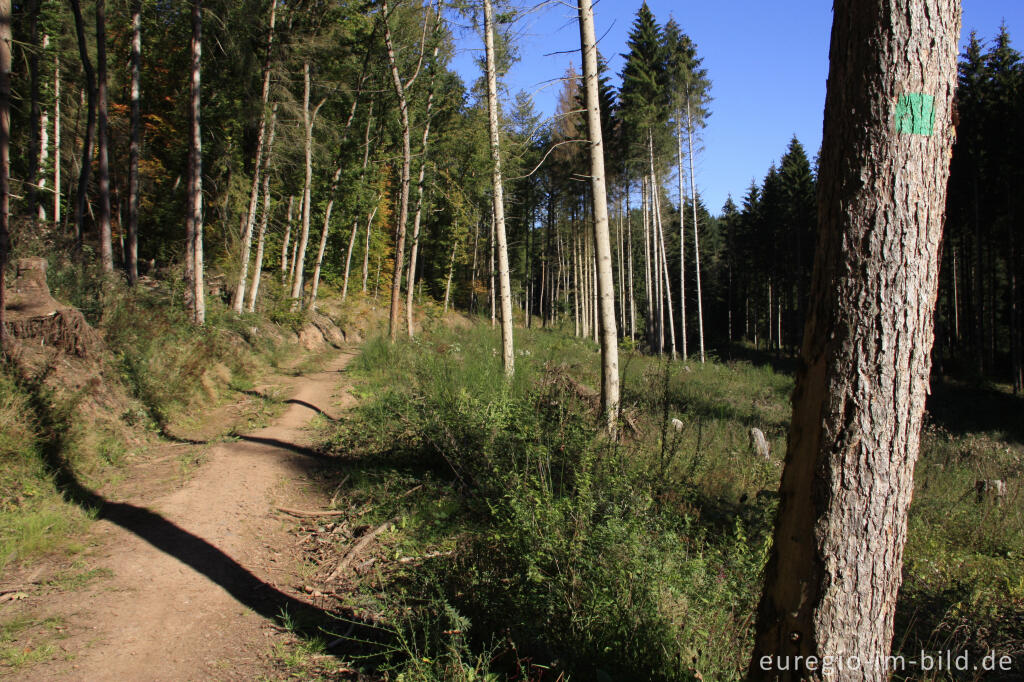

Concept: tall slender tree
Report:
left=0, top=0, right=9, bottom=351
left=126, top=0, right=142, bottom=284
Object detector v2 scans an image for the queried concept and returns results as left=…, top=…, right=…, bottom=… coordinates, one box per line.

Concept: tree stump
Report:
left=749, top=427, right=771, bottom=461
left=3, top=258, right=100, bottom=357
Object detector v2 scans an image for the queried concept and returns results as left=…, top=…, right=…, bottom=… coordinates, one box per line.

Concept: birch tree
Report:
left=126, top=0, right=142, bottom=284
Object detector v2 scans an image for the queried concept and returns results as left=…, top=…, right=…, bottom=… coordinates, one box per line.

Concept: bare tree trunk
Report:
left=247, top=103, right=277, bottom=313
left=641, top=177, right=652, bottom=347
left=52, top=50, right=60, bottom=225
left=95, top=0, right=113, bottom=273
left=0, top=0, right=10, bottom=351
left=686, top=102, right=705, bottom=362
left=654, top=183, right=676, bottom=358
left=749, top=0, right=960, bottom=676
left=233, top=0, right=276, bottom=312
left=483, top=0, right=514, bottom=375
left=127, top=0, right=141, bottom=284
left=309, top=164, right=344, bottom=311
left=443, top=227, right=457, bottom=313
left=362, top=199, right=374, bottom=295
left=186, top=0, right=205, bottom=325
left=289, top=62, right=322, bottom=309
left=36, top=32, right=50, bottom=222
left=676, top=121, right=688, bottom=359
left=406, top=30, right=441, bottom=337
left=280, top=194, right=293, bottom=282
left=381, top=0, right=428, bottom=341
left=578, top=0, right=620, bottom=431
left=69, top=0, right=96, bottom=245
left=627, top=185, right=635, bottom=341
left=489, top=213, right=496, bottom=327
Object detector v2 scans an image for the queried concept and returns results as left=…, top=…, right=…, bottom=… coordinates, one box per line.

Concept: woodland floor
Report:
left=1, top=348, right=357, bottom=681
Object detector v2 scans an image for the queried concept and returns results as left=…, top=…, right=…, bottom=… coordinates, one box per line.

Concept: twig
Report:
left=276, top=506, right=347, bottom=518
left=328, top=473, right=351, bottom=508
left=328, top=517, right=397, bottom=581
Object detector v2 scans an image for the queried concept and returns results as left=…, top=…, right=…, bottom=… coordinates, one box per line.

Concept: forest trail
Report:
left=30, top=350, right=356, bottom=681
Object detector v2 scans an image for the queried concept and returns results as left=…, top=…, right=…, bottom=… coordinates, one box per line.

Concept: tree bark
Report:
left=186, top=0, right=205, bottom=325
left=127, top=0, right=141, bottom=284
left=686, top=101, right=705, bottom=362
left=749, top=1, right=960, bottom=678
left=232, top=0, right=276, bottom=312
left=483, top=0, right=515, bottom=375
left=36, top=32, right=50, bottom=222
left=280, top=195, right=293, bottom=283
left=246, top=103, right=277, bottom=313
left=676, top=122, right=688, bottom=359
left=289, top=62, right=321, bottom=308
left=578, top=0, right=620, bottom=432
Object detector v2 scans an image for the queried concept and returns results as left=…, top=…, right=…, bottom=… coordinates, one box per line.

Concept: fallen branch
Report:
left=328, top=517, right=397, bottom=581
left=276, top=506, right=347, bottom=518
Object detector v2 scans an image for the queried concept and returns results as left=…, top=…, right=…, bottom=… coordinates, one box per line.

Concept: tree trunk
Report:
left=749, top=1, right=960, bottom=677
left=443, top=231, right=457, bottom=313
left=309, top=164, right=343, bottom=311
left=52, top=49, right=60, bottom=226
left=280, top=195, right=293, bottom=282
left=686, top=101, right=705, bottom=363
left=232, top=0, right=276, bottom=312
left=69, top=0, right=96, bottom=244
left=676, top=121, right=688, bottom=359
left=382, top=0, right=413, bottom=341
left=0, top=0, right=9, bottom=351
left=36, top=32, right=50, bottom=223
left=627, top=185, right=635, bottom=340
left=289, top=61, right=319, bottom=308
left=655, top=184, right=676, bottom=359
left=578, top=0, right=619, bottom=432
left=406, top=37, right=441, bottom=337
left=186, top=0, right=205, bottom=325
left=127, top=0, right=141, bottom=284
left=95, top=0, right=113, bottom=273
left=483, top=0, right=514, bottom=375
left=247, top=103, right=277, bottom=313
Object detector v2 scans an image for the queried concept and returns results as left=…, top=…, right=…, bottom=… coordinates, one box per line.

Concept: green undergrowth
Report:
left=312, top=325, right=1024, bottom=680
left=315, top=325, right=784, bottom=681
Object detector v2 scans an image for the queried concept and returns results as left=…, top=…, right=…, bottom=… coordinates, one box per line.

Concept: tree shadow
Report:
left=238, top=389, right=340, bottom=422
left=8, top=361, right=387, bottom=661
left=926, top=378, right=1024, bottom=446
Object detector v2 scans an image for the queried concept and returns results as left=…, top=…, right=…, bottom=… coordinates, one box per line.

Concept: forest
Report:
left=0, top=0, right=1022, bottom=680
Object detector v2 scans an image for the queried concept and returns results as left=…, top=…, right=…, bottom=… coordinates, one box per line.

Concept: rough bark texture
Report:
left=579, top=0, right=619, bottom=435
left=483, top=0, right=514, bottom=376
left=749, top=1, right=960, bottom=679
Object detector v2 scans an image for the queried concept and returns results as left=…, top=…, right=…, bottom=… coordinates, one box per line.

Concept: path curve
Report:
left=38, top=351, right=354, bottom=681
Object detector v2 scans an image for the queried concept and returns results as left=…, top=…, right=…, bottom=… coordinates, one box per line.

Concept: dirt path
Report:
left=29, top=350, right=356, bottom=681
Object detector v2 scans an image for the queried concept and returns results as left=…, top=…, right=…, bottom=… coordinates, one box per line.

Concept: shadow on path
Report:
left=10, top=361, right=377, bottom=655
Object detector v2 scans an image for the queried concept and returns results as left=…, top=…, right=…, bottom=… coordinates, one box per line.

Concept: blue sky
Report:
left=449, top=1, right=1024, bottom=215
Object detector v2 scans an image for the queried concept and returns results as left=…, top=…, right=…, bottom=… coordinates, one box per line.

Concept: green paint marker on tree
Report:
left=895, top=93, right=936, bottom=135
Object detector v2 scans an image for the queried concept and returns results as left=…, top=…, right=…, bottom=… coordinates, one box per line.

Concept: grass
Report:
left=309, top=323, right=1024, bottom=680
left=0, top=615, right=67, bottom=670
